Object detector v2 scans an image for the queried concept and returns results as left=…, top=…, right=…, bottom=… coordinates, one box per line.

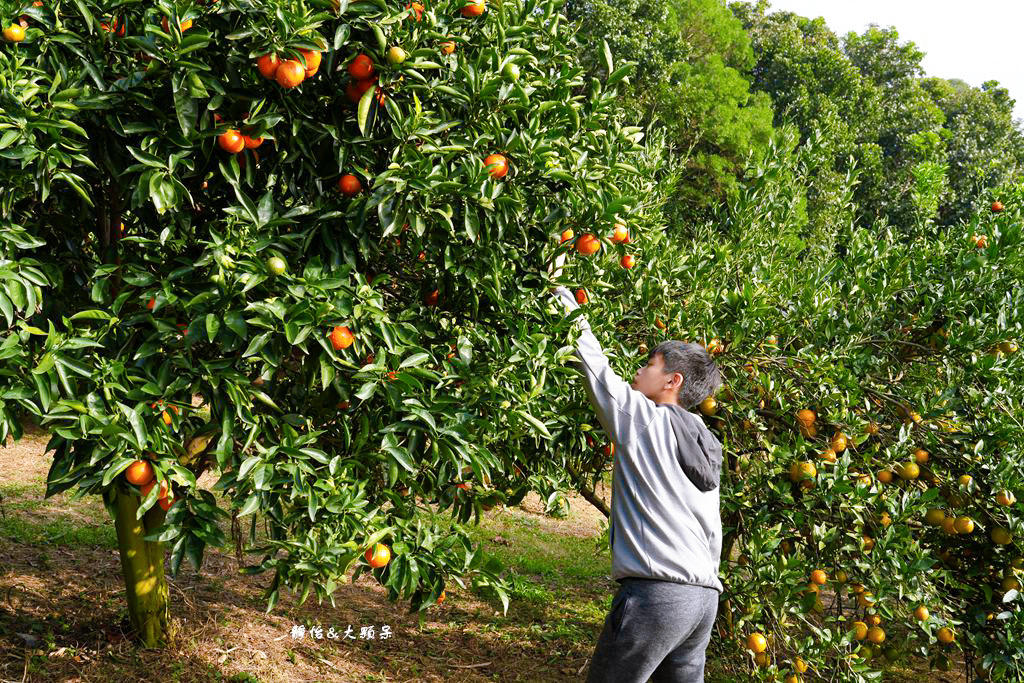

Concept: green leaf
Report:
left=602, top=40, right=613, bottom=75
left=399, top=353, right=429, bottom=368
left=358, top=84, right=375, bottom=137
left=515, top=409, right=552, bottom=439
left=119, top=403, right=147, bottom=450
left=205, top=313, right=220, bottom=342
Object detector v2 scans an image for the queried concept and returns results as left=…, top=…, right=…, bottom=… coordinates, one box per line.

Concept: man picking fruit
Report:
left=548, top=252, right=724, bottom=682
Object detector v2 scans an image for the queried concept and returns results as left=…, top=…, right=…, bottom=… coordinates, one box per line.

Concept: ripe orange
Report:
left=441, top=40, right=456, bottom=54
left=141, top=479, right=169, bottom=499
left=338, top=174, right=362, bottom=196
left=161, top=17, right=192, bottom=33
left=620, top=254, right=636, bottom=269
left=995, top=489, right=1016, bottom=506
left=560, top=228, right=574, bottom=243
left=218, top=130, right=245, bottom=153
left=455, top=481, right=470, bottom=490
left=745, top=632, right=767, bottom=654
left=162, top=410, right=173, bottom=425
left=603, top=442, right=615, bottom=457
left=862, top=535, right=875, bottom=551
left=973, top=234, right=988, bottom=249
left=654, top=317, right=666, bottom=330
left=957, top=474, right=972, bottom=488
left=346, top=77, right=377, bottom=103
left=810, top=569, right=827, bottom=585
left=698, top=396, right=717, bottom=416
left=125, top=459, right=155, bottom=486
left=992, top=200, right=1004, bottom=212
left=575, top=289, right=588, bottom=305
left=991, top=527, right=1012, bottom=545
left=867, top=626, right=885, bottom=644
left=796, top=409, right=816, bottom=426
left=461, top=0, right=485, bottom=16
left=275, top=60, right=305, bottom=88
left=3, top=24, right=26, bottom=42
left=424, top=289, right=439, bottom=306
left=851, top=621, right=868, bottom=640
left=914, top=448, right=929, bottom=464
left=337, top=400, right=350, bottom=410
left=436, top=590, right=446, bottom=604
left=418, top=251, right=426, bottom=261
left=936, top=626, right=954, bottom=644
left=818, top=449, right=837, bottom=463
left=953, top=517, right=974, bottom=534
left=146, top=297, right=156, bottom=311
left=257, top=54, right=280, bottom=79
left=898, top=462, right=920, bottom=480
left=299, top=49, right=321, bottom=77
left=365, top=543, right=391, bottom=568
left=242, top=135, right=263, bottom=149
left=611, top=223, right=628, bottom=243
left=914, top=605, right=929, bottom=621
left=348, top=54, right=375, bottom=80
left=876, top=469, right=893, bottom=484
left=830, top=432, right=847, bottom=453
left=405, top=2, right=424, bottom=20
left=865, top=422, right=879, bottom=436
left=576, top=234, right=601, bottom=255
left=158, top=495, right=176, bottom=511
left=789, top=461, right=816, bottom=483
left=484, top=153, right=508, bottom=179
left=329, top=325, right=354, bottom=350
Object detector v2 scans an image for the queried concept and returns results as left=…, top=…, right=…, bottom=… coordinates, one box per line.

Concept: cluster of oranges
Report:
left=559, top=220, right=635, bottom=269
left=345, top=53, right=386, bottom=105
left=257, top=48, right=322, bottom=89
left=123, top=458, right=176, bottom=510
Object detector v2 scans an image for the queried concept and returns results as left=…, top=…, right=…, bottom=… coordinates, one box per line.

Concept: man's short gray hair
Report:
left=649, top=341, right=722, bottom=410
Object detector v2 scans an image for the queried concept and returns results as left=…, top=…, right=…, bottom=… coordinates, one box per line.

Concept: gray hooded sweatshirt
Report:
left=553, top=286, right=724, bottom=593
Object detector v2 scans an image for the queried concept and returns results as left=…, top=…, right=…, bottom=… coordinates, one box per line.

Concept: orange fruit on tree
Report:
left=745, top=632, right=767, bottom=653
left=146, top=297, right=156, bottom=311
left=365, top=543, right=391, bottom=568
left=953, top=517, right=974, bottom=534
left=698, top=396, right=717, bottom=416
left=329, top=325, right=354, bottom=350
left=992, top=200, right=1004, bottom=212
left=424, top=289, right=439, bottom=306
left=865, top=422, right=879, bottom=435
left=158, top=495, right=176, bottom=511
left=851, top=621, right=868, bottom=640
left=867, top=626, right=885, bottom=644
left=936, top=626, right=954, bottom=644
left=161, top=17, right=192, bottom=33
left=575, top=289, right=588, bottom=305
left=275, top=59, right=305, bottom=88
left=141, top=478, right=169, bottom=499
left=299, top=49, right=321, bottom=77
left=405, top=2, right=424, bottom=20
left=576, top=234, right=601, bottom=255
left=957, top=474, right=972, bottom=488
left=995, top=489, right=1016, bottom=506
left=460, top=0, right=485, bottom=16
left=810, top=569, right=827, bottom=585
left=796, top=409, right=816, bottom=426
left=913, top=447, right=929, bottom=464
left=346, top=77, right=377, bottom=103
left=941, top=515, right=957, bottom=535
left=620, top=254, right=636, bottom=269
left=914, top=605, right=929, bottom=621
left=991, top=527, right=1012, bottom=545
left=898, top=462, right=920, bottom=480
left=436, top=590, right=446, bottom=605
left=125, top=459, right=155, bottom=486
left=818, top=449, right=837, bottom=463
left=3, top=24, right=26, bottom=42
left=348, top=54, right=375, bottom=80
left=973, top=234, right=988, bottom=249
left=866, top=614, right=881, bottom=626
left=611, top=223, right=628, bottom=243
left=484, top=153, right=508, bottom=179
left=242, top=135, right=263, bottom=149
left=603, top=442, right=615, bottom=457
left=441, top=40, right=456, bottom=54
left=830, top=432, right=847, bottom=453
left=789, top=461, right=816, bottom=483
left=559, top=228, right=574, bottom=243
left=338, top=174, right=362, bottom=197
left=876, top=469, right=893, bottom=484
left=753, top=651, right=769, bottom=668
left=217, top=130, right=245, bottom=153
left=862, top=535, right=875, bottom=551
left=257, top=54, right=280, bottom=79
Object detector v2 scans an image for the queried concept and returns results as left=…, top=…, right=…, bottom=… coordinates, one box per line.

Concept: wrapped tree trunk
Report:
left=113, top=489, right=175, bottom=647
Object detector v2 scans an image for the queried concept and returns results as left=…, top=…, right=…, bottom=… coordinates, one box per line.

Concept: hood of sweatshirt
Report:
left=660, top=403, right=723, bottom=492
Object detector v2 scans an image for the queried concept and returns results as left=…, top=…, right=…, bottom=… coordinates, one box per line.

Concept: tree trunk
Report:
left=114, top=488, right=175, bottom=648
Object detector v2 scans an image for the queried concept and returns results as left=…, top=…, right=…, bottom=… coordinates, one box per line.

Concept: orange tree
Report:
left=0, top=0, right=662, bottom=648
left=570, top=124, right=1024, bottom=680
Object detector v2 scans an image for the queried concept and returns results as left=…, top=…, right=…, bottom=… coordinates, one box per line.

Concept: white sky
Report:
left=765, top=1, right=1024, bottom=124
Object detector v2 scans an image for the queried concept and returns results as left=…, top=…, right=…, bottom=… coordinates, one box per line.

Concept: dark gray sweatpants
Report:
left=585, top=578, right=719, bottom=683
